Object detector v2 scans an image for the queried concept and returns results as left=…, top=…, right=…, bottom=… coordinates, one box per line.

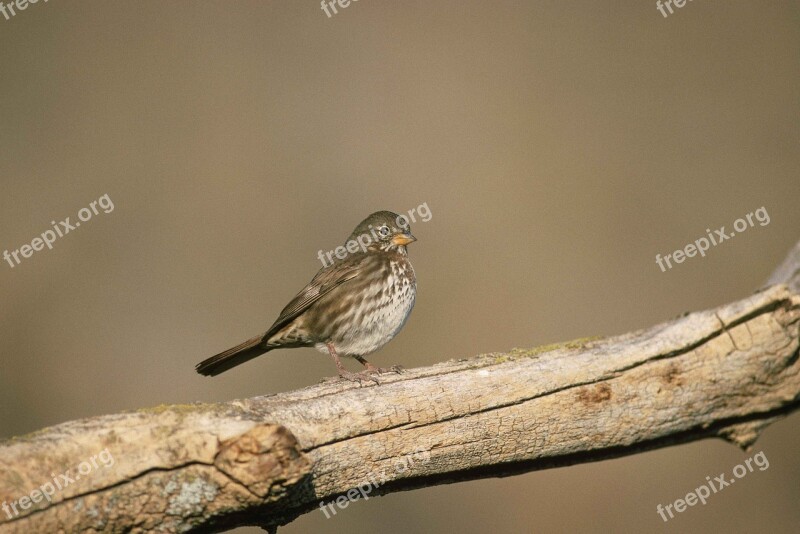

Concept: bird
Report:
left=195, top=211, right=417, bottom=383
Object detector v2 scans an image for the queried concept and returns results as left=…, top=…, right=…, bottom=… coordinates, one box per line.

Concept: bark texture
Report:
left=1, top=241, right=799, bottom=533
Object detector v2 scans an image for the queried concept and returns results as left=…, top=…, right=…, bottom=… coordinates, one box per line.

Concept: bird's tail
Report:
left=195, top=334, right=270, bottom=376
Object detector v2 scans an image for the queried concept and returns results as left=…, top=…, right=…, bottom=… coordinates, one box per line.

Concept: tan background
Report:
left=1, top=1, right=798, bottom=532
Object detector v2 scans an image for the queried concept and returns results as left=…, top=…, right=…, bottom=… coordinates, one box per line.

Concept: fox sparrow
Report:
left=195, top=211, right=417, bottom=383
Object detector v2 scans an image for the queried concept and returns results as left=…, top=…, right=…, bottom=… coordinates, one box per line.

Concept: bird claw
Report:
left=338, top=370, right=381, bottom=385
left=365, top=364, right=404, bottom=375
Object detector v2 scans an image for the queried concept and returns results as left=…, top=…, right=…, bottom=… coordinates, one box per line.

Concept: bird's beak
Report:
left=392, top=233, right=416, bottom=246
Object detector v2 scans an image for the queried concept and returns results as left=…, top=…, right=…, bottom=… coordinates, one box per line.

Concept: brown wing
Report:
left=195, top=256, right=367, bottom=377
left=262, top=256, right=365, bottom=340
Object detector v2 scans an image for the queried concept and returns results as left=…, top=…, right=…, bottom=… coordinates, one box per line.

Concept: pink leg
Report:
left=326, top=343, right=379, bottom=384
left=353, top=355, right=404, bottom=375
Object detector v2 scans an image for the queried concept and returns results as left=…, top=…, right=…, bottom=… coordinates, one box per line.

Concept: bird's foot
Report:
left=365, top=363, right=405, bottom=375
left=338, top=369, right=381, bottom=385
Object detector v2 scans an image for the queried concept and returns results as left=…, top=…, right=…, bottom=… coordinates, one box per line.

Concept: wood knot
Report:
left=661, top=362, right=683, bottom=386
left=214, top=424, right=311, bottom=499
left=576, top=383, right=612, bottom=405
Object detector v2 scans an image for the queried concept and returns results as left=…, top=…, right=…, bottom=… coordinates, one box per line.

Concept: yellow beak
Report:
left=392, top=233, right=417, bottom=246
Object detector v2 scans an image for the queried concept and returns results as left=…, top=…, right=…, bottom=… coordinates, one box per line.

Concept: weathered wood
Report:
left=1, top=241, right=799, bottom=533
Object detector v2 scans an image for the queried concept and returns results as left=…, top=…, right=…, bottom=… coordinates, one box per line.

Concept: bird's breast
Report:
left=327, top=254, right=416, bottom=356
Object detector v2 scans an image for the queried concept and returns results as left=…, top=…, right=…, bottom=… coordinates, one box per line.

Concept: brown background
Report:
left=1, top=1, right=798, bottom=533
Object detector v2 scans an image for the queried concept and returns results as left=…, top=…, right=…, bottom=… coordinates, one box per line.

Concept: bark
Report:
left=1, top=241, right=799, bottom=533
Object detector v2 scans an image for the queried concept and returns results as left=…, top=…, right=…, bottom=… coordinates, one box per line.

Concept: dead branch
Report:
left=1, top=241, right=799, bottom=533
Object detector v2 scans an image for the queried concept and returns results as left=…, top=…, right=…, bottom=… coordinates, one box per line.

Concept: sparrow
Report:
left=195, top=211, right=417, bottom=383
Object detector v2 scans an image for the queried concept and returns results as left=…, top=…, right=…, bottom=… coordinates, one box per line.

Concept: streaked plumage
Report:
left=195, top=211, right=417, bottom=382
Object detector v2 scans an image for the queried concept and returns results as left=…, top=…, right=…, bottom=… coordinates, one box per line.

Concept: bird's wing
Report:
left=262, top=256, right=366, bottom=339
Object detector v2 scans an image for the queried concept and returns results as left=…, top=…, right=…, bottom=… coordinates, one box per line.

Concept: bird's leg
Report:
left=353, top=355, right=404, bottom=375
left=327, top=343, right=379, bottom=384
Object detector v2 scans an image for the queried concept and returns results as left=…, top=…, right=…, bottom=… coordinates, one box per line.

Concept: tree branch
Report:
left=2, top=241, right=799, bottom=533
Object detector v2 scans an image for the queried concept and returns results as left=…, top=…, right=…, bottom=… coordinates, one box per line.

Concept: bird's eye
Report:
left=378, top=225, right=391, bottom=237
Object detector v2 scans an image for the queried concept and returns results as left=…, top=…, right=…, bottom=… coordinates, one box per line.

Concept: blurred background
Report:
left=1, top=1, right=798, bottom=532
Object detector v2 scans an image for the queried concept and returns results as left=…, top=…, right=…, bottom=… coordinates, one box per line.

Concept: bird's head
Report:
left=347, top=211, right=416, bottom=254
